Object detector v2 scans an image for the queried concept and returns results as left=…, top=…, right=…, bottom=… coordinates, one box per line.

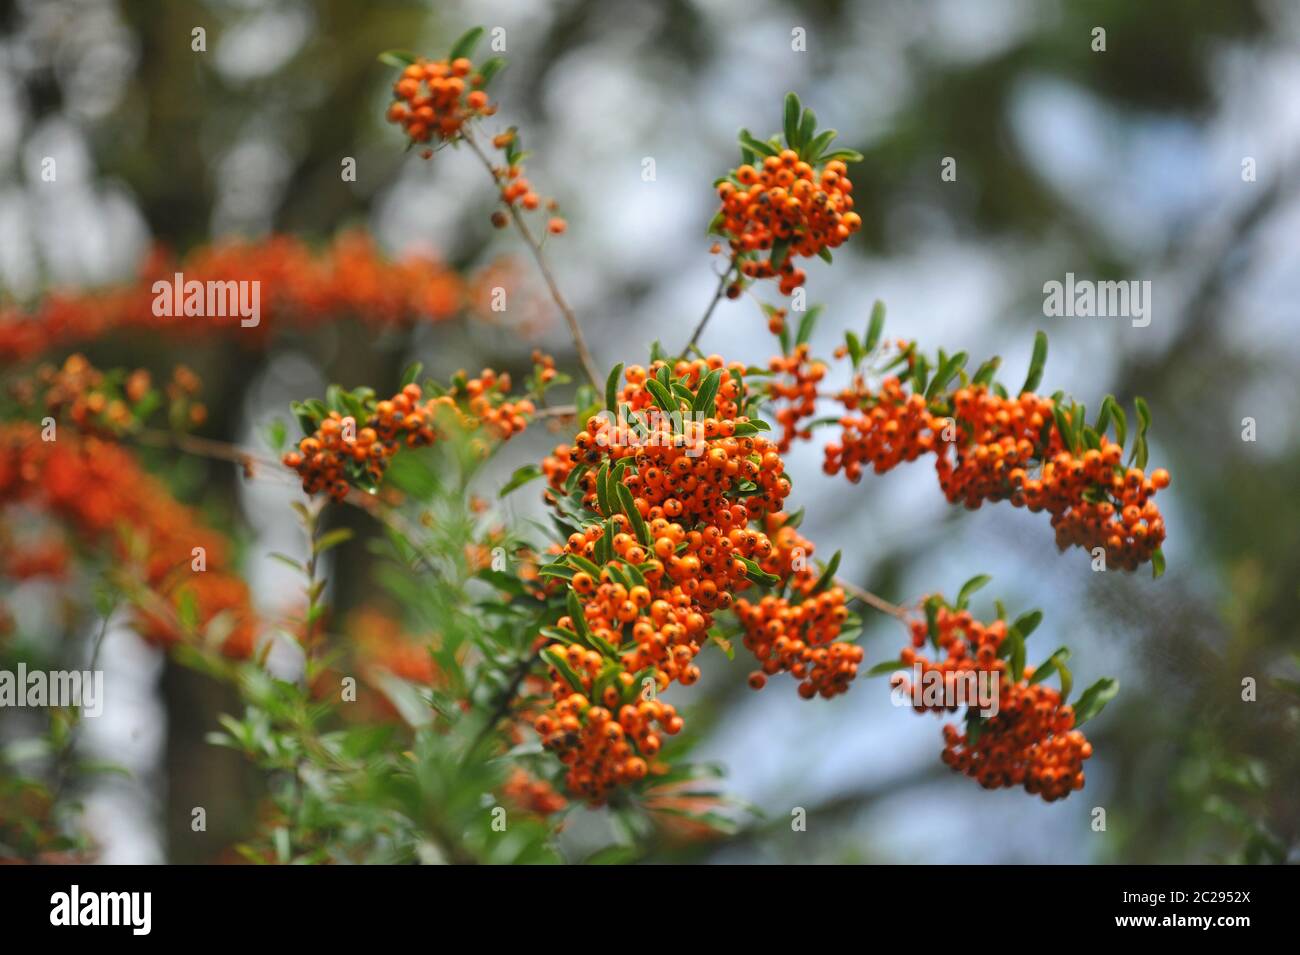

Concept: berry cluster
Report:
left=486, top=129, right=568, bottom=236
left=735, top=513, right=859, bottom=699
left=283, top=373, right=533, bottom=501
left=765, top=343, right=826, bottom=452
left=0, top=232, right=494, bottom=364
left=893, top=597, right=1093, bottom=802
left=10, top=354, right=209, bottom=437
left=825, top=365, right=1169, bottom=570
left=0, top=423, right=257, bottom=657
left=386, top=57, right=495, bottom=150
left=500, top=767, right=568, bottom=816
left=534, top=694, right=681, bottom=803
left=528, top=359, right=866, bottom=802
left=718, top=155, right=860, bottom=295
left=9, top=354, right=140, bottom=436
left=941, top=682, right=1091, bottom=802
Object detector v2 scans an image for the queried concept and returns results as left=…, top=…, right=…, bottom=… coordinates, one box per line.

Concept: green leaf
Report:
left=805, top=128, right=837, bottom=161
left=644, top=377, right=676, bottom=413
left=738, top=556, right=780, bottom=587
left=797, top=107, right=817, bottom=151
left=1020, top=330, right=1048, bottom=395
left=955, top=574, right=991, bottom=610
left=595, top=462, right=612, bottom=517
left=605, top=363, right=624, bottom=413
left=449, top=26, right=485, bottom=61
left=500, top=464, right=542, bottom=497
left=1009, top=630, right=1026, bottom=682
left=566, top=554, right=603, bottom=578
left=738, top=128, right=779, bottom=157
left=269, top=552, right=304, bottom=573
left=971, top=356, right=1000, bottom=387
left=820, top=148, right=864, bottom=163
left=1011, top=609, right=1043, bottom=642
left=692, top=369, right=722, bottom=418
left=1132, top=434, right=1149, bottom=470
left=1094, top=398, right=1111, bottom=437
left=844, top=331, right=863, bottom=367
left=314, top=528, right=354, bottom=556
left=1151, top=547, right=1166, bottom=579
left=925, top=351, right=967, bottom=401
left=378, top=50, right=417, bottom=68
left=770, top=237, right=791, bottom=272
left=1052, top=402, right=1076, bottom=454
left=795, top=304, right=821, bottom=346
left=1028, top=646, right=1071, bottom=686
left=400, top=361, right=423, bottom=388
left=477, top=56, right=507, bottom=87
left=783, top=93, right=801, bottom=150
left=541, top=647, right=586, bottom=693
left=811, top=551, right=842, bottom=593
left=864, top=300, right=886, bottom=351
left=1134, top=395, right=1152, bottom=437
left=567, top=590, right=595, bottom=643
left=615, top=482, right=651, bottom=547
left=867, top=658, right=906, bottom=677
left=1073, top=677, right=1119, bottom=726
left=538, top=564, right=576, bottom=581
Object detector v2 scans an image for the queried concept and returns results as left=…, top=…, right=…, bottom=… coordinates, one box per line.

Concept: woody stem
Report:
left=461, top=132, right=601, bottom=389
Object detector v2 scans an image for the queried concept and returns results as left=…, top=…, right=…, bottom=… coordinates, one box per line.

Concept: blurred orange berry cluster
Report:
left=500, top=767, right=568, bottom=816
left=9, top=354, right=208, bottom=436
left=0, top=423, right=256, bottom=657
left=0, top=233, right=485, bottom=364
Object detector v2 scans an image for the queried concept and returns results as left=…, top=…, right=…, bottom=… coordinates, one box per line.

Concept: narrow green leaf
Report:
left=541, top=647, right=586, bottom=693
left=864, top=300, right=886, bottom=352
left=378, top=50, right=418, bottom=68
left=783, top=93, right=801, bottom=150
left=615, top=482, right=651, bottom=547
left=811, top=551, right=842, bottom=593
left=500, top=464, right=542, bottom=497
left=314, top=528, right=354, bottom=556
left=400, top=361, right=423, bottom=388
left=955, top=574, right=991, bottom=610
left=605, top=363, right=624, bottom=413
left=692, top=369, right=722, bottom=418
left=1073, top=677, right=1119, bottom=726
left=797, top=107, right=817, bottom=150
left=795, top=304, right=821, bottom=346
left=449, top=26, right=485, bottom=61
left=1020, top=330, right=1048, bottom=395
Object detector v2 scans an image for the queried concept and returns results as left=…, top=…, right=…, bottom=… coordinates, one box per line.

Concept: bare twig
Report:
left=461, top=132, right=601, bottom=388
left=680, top=253, right=739, bottom=358
left=836, top=577, right=910, bottom=622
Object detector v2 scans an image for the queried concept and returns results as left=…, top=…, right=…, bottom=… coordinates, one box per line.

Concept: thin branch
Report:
left=533, top=403, right=576, bottom=419
left=836, top=577, right=910, bottom=621
left=464, top=654, right=534, bottom=763
left=680, top=253, right=739, bottom=358
left=461, top=132, right=601, bottom=388
left=133, top=427, right=274, bottom=472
